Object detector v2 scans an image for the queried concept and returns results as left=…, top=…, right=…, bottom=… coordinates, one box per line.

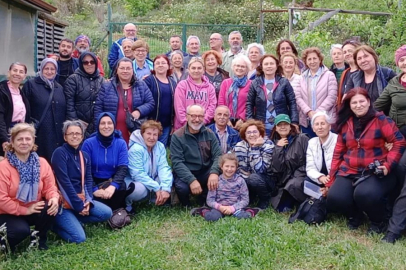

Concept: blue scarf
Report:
left=7, top=151, right=40, bottom=203
left=227, top=75, right=248, bottom=118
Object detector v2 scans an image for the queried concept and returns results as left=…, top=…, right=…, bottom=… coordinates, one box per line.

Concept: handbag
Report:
left=62, top=151, right=86, bottom=209
left=119, top=84, right=146, bottom=133
left=108, top=208, right=132, bottom=229
left=288, top=197, right=327, bottom=225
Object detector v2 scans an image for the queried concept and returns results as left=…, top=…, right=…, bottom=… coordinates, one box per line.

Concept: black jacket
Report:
left=22, top=76, right=66, bottom=162
left=0, top=80, right=31, bottom=155
left=246, top=75, right=299, bottom=124
left=64, top=69, right=104, bottom=136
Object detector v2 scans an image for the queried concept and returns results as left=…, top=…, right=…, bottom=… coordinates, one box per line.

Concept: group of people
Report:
left=2, top=24, right=406, bottom=253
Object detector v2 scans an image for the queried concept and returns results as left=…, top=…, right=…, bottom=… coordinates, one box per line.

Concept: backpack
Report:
left=288, top=197, right=327, bottom=225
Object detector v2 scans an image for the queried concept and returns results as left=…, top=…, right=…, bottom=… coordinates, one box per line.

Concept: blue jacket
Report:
left=144, top=74, right=177, bottom=125
left=207, top=123, right=241, bottom=153
left=125, top=129, right=173, bottom=193
left=346, top=65, right=396, bottom=101
left=51, top=143, right=93, bottom=213
left=94, top=78, right=155, bottom=126
left=246, top=75, right=299, bottom=124
left=107, top=37, right=138, bottom=72
left=82, top=130, right=128, bottom=190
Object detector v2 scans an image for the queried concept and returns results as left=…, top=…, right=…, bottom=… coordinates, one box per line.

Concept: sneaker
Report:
left=246, top=207, right=262, bottom=217
left=190, top=207, right=209, bottom=217
left=28, top=230, right=39, bottom=250
left=381, top=231, right=401, bottom=244
left=347, top=217, right=362, bottom=230
left=367, top=221, right=388, bottom=235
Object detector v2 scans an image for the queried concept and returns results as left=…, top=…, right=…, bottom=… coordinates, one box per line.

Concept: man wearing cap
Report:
left=108, top=23, right=138, bottom=73
left=72, top=35, right=105, bottom=77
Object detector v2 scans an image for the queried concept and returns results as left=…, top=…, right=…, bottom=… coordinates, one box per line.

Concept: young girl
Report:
left=190, top=153, right=260, bottom=221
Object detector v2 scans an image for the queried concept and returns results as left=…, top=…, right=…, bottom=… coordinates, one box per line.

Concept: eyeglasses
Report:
left=187, top=114, right=205, bottom=119
left=246, top=130, right=259, bottom=135
left=83, top=60, right=96, bottom=65
left=234, top=64, right=247, bottom=69
left=125, top=30, right=137, bottom=33
left=65, top=132, right=83, bottom=137
left=118, top=67, right=133, bottom=71
left=134, top=49, right=147, bottom=54
left=210, top=38, right=222, bottom=41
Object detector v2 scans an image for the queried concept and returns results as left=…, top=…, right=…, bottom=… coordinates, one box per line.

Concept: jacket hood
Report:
left=129, top=129, right=147, bottom=148
left=78, top=52, right=99, bottom=78
left=91, top=112, right=123, bottom=140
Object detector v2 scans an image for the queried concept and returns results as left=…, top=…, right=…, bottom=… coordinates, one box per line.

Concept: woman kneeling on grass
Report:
left=191, top=153, right=260, bottom=221
left=51, top=120, right=112, bottom=244
left=325, top=88, right=405, bottom=235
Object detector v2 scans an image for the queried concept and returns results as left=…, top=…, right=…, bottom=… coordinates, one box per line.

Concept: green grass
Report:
left=1, top=205, right=406, bottom=269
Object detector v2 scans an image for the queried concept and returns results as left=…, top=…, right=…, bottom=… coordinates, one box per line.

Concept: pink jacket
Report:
left=295, top=67, right=338, bottom=127
left=174, top=75, right=217, bottom=130
left=218, top=78, right=252, bottom=120
left=0, top=157, right=59, bottom=216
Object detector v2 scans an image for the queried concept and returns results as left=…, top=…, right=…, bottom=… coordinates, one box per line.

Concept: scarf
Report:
left=39, top=58, right=58, bottom=89
left=96, top=112, right=116, bottom=147
left=227, top=75, right=248, bottom=118
left=7, top=151, right=40, bottom=203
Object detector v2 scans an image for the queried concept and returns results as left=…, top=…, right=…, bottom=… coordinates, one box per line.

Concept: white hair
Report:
left=311, top=111, right=331, bottom=127
left=228, top=31, right=243, bottom=41
left=186, top=104, right=205, bottom=114
left=186, top=36, right=201, bottom=46
left=330, top=44, right=343, bottom=55
left=231, top=54, right=251, bottom=69
left=246, top=43, right=265, bottom=56
left=170, top=50, right=185, bottom=60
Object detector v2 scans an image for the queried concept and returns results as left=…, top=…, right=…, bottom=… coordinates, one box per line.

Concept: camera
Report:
left=368, top=159, right=384, bottom=178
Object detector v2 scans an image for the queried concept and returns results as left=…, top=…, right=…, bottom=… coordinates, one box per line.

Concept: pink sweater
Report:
left=218, top=78, right=252, bottom=120
left=0, top=157, right=59, bottom=216
left=295, top=67, right=338, bottom=127
left=174, top=75, right=217, bottom=130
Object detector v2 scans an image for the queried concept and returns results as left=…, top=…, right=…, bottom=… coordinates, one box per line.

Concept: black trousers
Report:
left=388, top=171, right=406, bottom=234
left=246, top=173, right=275, bottom=201
left=0, top=203, right=54, bottom=251
left=327, top=174, right=396, bottom=223
left=174, top=170, right=210, bottom=206
left=94, top=189, right=127, bottom=211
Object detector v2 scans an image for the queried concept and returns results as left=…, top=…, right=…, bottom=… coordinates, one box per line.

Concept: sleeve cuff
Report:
left=111, top=182, right=120, bottom=189
left=92, top=186, right=99, bottom=192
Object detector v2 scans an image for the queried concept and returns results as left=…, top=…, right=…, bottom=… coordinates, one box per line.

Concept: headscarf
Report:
left=96, top=112, right=121, bottom=147
left=75, top=35, right=91, bottom=46
left=79, top=51, right=99, bottom=78
left=39, top=58, right=58, bottom=89
left=226, top=75, right=248, bottom=118
left=395, top=45, right=406, bottom=66
left=7, top=151, right=40, bottom=203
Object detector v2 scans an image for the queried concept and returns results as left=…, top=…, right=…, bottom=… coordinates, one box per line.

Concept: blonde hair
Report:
left=219, top=152, right=238, bottom=167
left=188, top=57, right=204, bottom=69
left=4, top=123, right=38, bottom=153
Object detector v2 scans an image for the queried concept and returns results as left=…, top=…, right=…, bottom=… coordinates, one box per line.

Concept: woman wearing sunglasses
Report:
left=64, top=52, right=105, bottom=137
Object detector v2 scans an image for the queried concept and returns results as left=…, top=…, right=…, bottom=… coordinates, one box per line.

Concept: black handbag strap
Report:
left=37, top=87, right=54, bottom=129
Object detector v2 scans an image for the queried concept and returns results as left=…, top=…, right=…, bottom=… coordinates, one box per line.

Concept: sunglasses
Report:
left=83, top=60, right=96, bottom=65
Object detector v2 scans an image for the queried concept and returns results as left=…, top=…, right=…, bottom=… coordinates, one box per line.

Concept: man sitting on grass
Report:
left=170, top=104, right=222, bottom=206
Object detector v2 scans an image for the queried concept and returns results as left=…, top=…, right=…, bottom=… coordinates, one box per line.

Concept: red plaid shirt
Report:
left=327, top=112, right=405, bottom=187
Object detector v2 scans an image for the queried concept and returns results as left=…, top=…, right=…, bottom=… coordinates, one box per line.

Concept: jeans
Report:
left=300, top=124, right=316, bottom=139
left=53, top=201, right=112, bottom=243
left=158, top=126, right=171, bottom=147
left=204, top=208, right=252, bottom=221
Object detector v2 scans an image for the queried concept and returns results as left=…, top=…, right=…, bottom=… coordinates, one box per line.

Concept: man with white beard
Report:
left=72, top=35, right=105, bottom=77
left=170, top=104, right=222, bottom=206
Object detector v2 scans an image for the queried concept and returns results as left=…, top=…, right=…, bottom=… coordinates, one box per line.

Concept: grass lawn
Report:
left=1, top=205, right=406, bottom=269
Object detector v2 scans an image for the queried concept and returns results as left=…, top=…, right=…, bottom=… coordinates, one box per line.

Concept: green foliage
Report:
left=124, top=0, right=161, bottom=17
left=2, top=207, right=406, bottom=269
